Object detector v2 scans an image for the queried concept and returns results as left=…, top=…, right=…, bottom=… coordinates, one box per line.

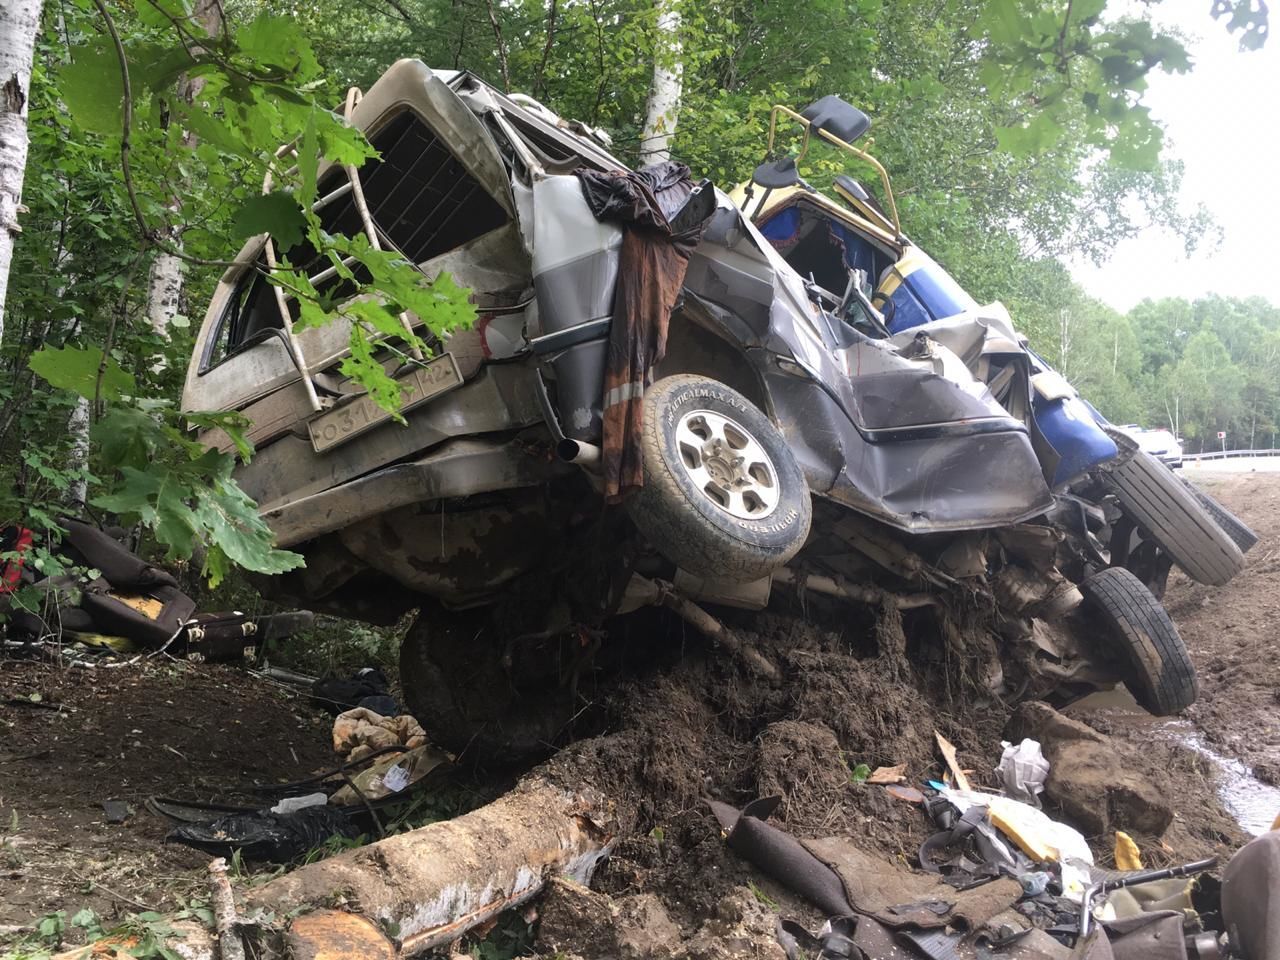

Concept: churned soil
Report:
left=1163, top=471, right=1280, bottom=786
left=0, top=661, right=335, bottom=932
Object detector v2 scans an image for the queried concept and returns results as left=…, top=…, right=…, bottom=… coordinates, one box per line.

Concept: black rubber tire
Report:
left=399, top=606, right=580, bottom=761
left=1179, top=477, right=1259, bottom=553
left=626, top=375, right=812, bottom=583
left=1106, top=450, right=1244, bottom=586
left=1079, top=566, right=1198, bottom=715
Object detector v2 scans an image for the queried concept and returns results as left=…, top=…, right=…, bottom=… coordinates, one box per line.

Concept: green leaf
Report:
left=92, top=405, right=163, bottom=470
left=338, top=325, right=406, bottom=420
left=29, top=345, right=136, bottom=402
left=236, top=13, right=320, bottom=76
left=850, top=763, right=871, bottom=783
left=59, top=39, right=124, bottom=136
left=230, top=192, right=307, bottom=249
left=136, top=0, right=193, bottom=30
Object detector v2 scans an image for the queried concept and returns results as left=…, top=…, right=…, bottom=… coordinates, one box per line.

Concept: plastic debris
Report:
left=102, top=799, right=133, bottom=823
left=167, top=804, right=360, bottom=862
left=329, top=744, right=451, bottom=805
left=941, top=786, right=1094, bottom=899
left=867, top=764, right=907, bottom=784
left=1114, top=830, right=1143, bottom=870
left=994, top=738, right=1049, bottom=806
left=270, top=792, right=328, bottom=815
left=886, top=784, right=925, bottom=804
left=1019, top=871, right=1052, bottom=896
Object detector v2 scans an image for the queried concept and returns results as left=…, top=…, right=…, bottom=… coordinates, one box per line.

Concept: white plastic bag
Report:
left=995, top=738, right=1050, bottom=806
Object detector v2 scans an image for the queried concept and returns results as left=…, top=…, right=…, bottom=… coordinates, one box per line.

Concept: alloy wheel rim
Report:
left=674, top=409, right=781, bottom=521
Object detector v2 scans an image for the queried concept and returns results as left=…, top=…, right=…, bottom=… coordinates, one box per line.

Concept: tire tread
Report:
left=1107, top=452, right=1244, bottom=585
left=1080, top=566, right=1197, bottom=715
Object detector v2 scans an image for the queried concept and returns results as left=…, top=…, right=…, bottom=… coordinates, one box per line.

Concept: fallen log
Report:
left=54, top=778, right=611, bottom=959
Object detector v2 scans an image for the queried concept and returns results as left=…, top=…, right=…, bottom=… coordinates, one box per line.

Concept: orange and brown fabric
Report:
left=573, top=161, right=711, bottom=502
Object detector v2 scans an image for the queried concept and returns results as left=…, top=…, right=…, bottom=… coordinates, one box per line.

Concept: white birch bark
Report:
left=67, top=394, right=89, bottom=506
left=639, top=0, right=682, bottom=164
left=0, top=0, right=44, bottom=341
left=145, top=226, right=184, bottom=339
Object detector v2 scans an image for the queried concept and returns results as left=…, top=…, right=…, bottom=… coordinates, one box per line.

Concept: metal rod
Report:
left=768, top=103, right=900, bottom=234
left=341, top=87, right=423, bottom=360
left=262, top=236, right=323, bottom=413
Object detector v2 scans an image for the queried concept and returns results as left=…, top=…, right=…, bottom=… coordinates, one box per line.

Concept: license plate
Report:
left=308, top=354, right=463, bottom=453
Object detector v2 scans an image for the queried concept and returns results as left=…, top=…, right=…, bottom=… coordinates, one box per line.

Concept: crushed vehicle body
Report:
left=183, top=61, right=1252, bottom=755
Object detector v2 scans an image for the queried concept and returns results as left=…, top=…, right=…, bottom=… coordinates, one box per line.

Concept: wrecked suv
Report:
left=184, top=62, right=1252, bottom=755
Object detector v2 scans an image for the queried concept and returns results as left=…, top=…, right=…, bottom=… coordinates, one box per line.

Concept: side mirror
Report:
left=800, top=96, right=870, bottom=145
left=833, top=174, right=869, bottom=202
left=752, top=156, right=800, bottom=189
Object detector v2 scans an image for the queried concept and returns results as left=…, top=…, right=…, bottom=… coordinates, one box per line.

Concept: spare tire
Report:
left=1105, top=450, right=1244, bottom=586
left=1080, top=566, right=1197, bottom=715
left=1179, top=477, right=1259, bottom=553
left=626, top=375, right=812, bottom=583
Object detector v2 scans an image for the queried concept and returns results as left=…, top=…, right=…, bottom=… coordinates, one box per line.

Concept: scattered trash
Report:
left=710, top=796, right=1025, bottom=936
left=867, top=763, right=907, bottom=784
left=101, top=799, right=133, bottom=823
left=934, top=731, right=971, bottom=790
left=941, top=787, right=1093, bottom=899
left=1221, top=829, right=1280, bottom=960
left=995, top=738, right=1049, bottom=806
left=312, top=667, right=397, bottom=716
left=329, top=744, right=451, bottom=806
left=2, top=520, right=312, bottom=662
left=167, top=804, right=360, bottom=862
left=270, top=792, right=328, bottom=815
left=886, top=784, right=925, bottom=804
left=1114, top=831, right=1143, bottom=870
left=1078, top=857, right=1217, bottom=937
left=1019, top=871, right=1052, bottom=897
left=332, top=706, right=427, bottom=762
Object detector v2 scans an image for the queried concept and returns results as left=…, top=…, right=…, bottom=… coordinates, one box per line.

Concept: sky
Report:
left=1067, top=4, right=1280, bottom=312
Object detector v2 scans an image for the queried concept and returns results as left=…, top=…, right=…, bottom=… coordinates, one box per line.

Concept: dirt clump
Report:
left=1009, top=701, right=1173, bottom=837
left=539, top=876, right=787, bottom=960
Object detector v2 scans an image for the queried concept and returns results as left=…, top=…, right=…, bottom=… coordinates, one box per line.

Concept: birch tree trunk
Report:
left=145, top=223, right=184, bottom=340
left=0, top=0, right=44, bottom=341
left=639, top=0, right=682, bottom=164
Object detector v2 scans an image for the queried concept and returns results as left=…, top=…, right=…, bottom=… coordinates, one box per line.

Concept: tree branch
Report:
left=90, top=0, right=149, bottom=244
left=533, top=0, right=558, bottom=98
left=483, top=0, right=511, bottom=91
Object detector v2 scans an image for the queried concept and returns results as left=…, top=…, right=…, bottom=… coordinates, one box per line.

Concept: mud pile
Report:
left=532, top=600, right=1247, bottom=958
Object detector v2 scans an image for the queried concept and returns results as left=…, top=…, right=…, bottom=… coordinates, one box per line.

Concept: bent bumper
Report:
left=262, top=436, right=569, bottom=548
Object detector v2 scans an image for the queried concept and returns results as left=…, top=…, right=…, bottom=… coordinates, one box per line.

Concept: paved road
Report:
left=1184, top=456, right=1280, bottom=474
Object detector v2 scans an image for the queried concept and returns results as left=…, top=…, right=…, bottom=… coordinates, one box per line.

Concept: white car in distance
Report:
left=1120, top=425, right=1184, bottom=469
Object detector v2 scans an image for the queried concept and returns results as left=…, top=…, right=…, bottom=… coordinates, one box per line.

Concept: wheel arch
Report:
left=655, top=308, right=774, bottom=420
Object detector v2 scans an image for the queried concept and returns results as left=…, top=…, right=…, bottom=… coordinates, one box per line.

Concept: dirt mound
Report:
left=534, top=594, right=1248, bottom=955
left=1164, top=473, right=1280, bottom=785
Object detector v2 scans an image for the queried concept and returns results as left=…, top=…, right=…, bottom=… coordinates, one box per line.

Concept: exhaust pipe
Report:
left=557, top=438, right=601, bottom=468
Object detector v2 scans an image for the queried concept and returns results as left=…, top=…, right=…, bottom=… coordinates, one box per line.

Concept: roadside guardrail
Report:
left=1183, top=449, right=1280, bottom=461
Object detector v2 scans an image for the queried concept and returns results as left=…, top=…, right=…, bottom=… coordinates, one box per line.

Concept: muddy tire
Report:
left=627, top=375, right=812, bottom=583
left=1106, top=451, right=1244, bottom=586
left=399, top=606, right=581, bottom=761
left=1080, top=566, right=1197, bottom=715
left=1179, top=477, right=1259, bottom=553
